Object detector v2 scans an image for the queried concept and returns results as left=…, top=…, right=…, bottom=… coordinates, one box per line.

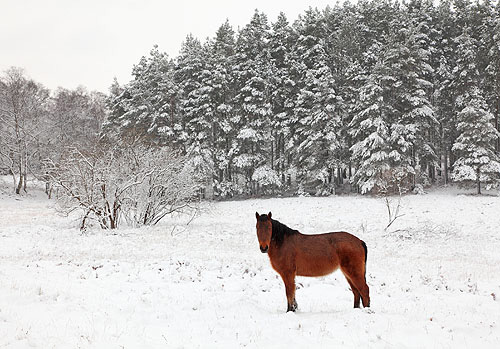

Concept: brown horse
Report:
left=255, top=212, right=370, bottom=312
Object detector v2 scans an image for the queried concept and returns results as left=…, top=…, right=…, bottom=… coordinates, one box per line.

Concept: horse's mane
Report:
left=271, top=219, right=298, bottom=246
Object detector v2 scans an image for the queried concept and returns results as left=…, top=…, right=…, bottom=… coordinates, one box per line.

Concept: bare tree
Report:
left=378, top=169, right=407, bottom=231
left=0, top=67, right=49, bottom=194
left=40, top=87, right=107, bottom=197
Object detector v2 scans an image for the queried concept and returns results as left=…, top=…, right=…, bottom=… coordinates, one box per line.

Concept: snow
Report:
left=1, top=183, right=500, bottom=348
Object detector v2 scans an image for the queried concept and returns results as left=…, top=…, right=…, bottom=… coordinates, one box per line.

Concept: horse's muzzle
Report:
left=260, top=245, right=269, bottom=253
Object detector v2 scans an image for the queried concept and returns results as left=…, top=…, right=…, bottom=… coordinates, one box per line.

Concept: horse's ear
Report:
left=255, top=212, right=259, bottom=220
left=268, top=212, right=272, bottom=219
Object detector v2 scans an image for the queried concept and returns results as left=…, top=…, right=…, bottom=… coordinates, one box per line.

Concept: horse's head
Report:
left=255, top=211, right=272, bottom=253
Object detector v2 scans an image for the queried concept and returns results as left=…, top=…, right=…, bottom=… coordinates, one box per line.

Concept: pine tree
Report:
left=390, top=17, right=438, bottom=187
left=432, top=0, right=457, bottom=184
left=268, top=12, right=297, bottom=187
left=451, top=87, right=500, bottom=193
left=105, top=46, right=180, bottom=146
left=485, top=4, right=500, bottom=153
left=350, top=57, right=397, bottom=194
left=350, top=16, right=437, bottom=194
left=292, top=8, right=342, bottom=193
left=326, top=4, right=372, bottom=186
left=451, top=29, right=500, bottom=193
left=175, top=35, right=214, bottom=192
left=210, top=20, right=238, bottom=196
left=232, top=10, right=273, bottom=194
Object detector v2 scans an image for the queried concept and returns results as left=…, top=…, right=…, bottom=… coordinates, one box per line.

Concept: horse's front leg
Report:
left=280, top=272, right=297, bottom=312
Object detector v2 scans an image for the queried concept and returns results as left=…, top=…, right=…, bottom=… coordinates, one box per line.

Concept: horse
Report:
left=255, top=212, right=370, bottom=312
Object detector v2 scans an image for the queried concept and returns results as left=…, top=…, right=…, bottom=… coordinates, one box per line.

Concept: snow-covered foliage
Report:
left=3, top=0, right=500, bottom=198
left=251, top=165, right=282, bottom=189
left=0, top=68, right=50, bottom=194
left=451, top=90, right=500, bottom=192
left=94, top=1, right=500, bottom=196
left=104, top=46, right=181, bottom=145
left=450, top=30, right=500, bottom=193
left=46, top=142, right=201, bottom=230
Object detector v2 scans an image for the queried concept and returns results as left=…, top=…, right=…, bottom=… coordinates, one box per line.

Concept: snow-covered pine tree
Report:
left=292, top=8, right=342, bottom=194
left=485, top=3, right=500, bottom=153
left=431, top=0, right=457, bottom=183
left=210, top=20, right=238, bottom=196
left=175, top=35, right=215, bottom=196
left=105, top=46, right=180, bottom=146
left=404, top=0, right=442, bottom=184
left=451, top=29, right=500, bottom=193
left=349, top=55, right=396, bottom=194
left=389, top=16, right=438, bottom=188
left=268, top=12, right=297, bottom=187
left=325, top=4, right=371, bottom=186
left=451, top=87, right=500, bottom=193
left=356, top=0, right=400, bottom=50
left=350, top=16, right=437, bottom=194
left=232, top=10, right=274, bottom=195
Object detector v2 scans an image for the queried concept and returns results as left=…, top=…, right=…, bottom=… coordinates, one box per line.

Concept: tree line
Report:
left=107, top=0, right=500, bottom=196
left=2, top=0, right=500, bottom=201
left=0, top=67, right=107, bottom=194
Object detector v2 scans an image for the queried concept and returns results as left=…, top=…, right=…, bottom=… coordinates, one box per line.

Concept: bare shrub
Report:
left=122, top=146, right=202, bottom=226
left=378, top=168, right=407, bottom=231
left=46, top=141, right=202, bottom=230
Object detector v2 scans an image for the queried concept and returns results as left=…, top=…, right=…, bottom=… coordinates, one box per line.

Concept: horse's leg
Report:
left=341, top=266, right=370, bottom=308
left=345, top=277, right=361, bottom=308
left=355, top=276, right=370, bottom=308
left=280, top=271, right=297, bottom=312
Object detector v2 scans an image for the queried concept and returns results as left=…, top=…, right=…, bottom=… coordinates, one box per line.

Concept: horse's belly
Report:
left=295, top=253, right=338, bottom=277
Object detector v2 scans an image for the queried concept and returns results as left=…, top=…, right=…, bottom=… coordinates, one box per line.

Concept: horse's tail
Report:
left=361, top=241, right=367, bottom=263
left=361, top=240, right=367, bottom=278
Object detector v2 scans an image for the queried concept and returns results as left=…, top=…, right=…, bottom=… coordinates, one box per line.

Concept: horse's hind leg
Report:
left=356, top=278, right=370, bottom=308
left=341, top=266, right=370, bottom=308
left=345, top=277, right=361, bottom=308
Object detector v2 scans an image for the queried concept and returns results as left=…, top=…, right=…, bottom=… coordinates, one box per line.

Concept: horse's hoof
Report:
left=287, top=303, right=298, bottom=312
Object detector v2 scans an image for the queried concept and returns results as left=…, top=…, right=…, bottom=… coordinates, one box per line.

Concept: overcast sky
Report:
left=0, top=0, right=336, bottom=93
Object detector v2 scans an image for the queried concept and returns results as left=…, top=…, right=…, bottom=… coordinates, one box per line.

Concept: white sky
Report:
left=0, top=0, right=336, bottom=93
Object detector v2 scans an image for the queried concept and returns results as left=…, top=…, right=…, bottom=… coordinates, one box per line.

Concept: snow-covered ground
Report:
left=1, top=182, right=499, bottom=348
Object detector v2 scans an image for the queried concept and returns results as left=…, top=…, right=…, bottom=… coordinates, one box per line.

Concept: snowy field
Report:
left=1, top=182, right=500, bottom=348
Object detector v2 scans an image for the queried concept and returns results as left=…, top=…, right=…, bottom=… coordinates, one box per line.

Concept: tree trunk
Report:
left=444, top=149, right=449, bottom=185
left=270, top=132, right=274, bottom=170
left=15, top=175, right=23, bottom=194
left=23, top=172, right=27, bottom=192
left=15, top=161, right=23, bottom=194
left=477, top=168, right=481, bottom=195
left=496, top=98, right=499, bottom=153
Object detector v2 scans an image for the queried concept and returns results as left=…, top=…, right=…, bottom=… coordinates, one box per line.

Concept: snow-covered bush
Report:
left=46, top=142, right=201, bottom=230
left=413, top=184, right=425, bottom=195
left=124, top=146, right=203, bottom=226
left=251, top=165, right=282, bottom=191
left=214, top=180, right=240, bottom=199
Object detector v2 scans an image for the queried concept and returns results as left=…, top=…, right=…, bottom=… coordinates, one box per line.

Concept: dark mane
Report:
left=271, top=219, right=298, bottom=246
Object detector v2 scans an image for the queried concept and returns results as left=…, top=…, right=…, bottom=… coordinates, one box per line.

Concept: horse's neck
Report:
left=272, top=220, right=297, bottom=240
